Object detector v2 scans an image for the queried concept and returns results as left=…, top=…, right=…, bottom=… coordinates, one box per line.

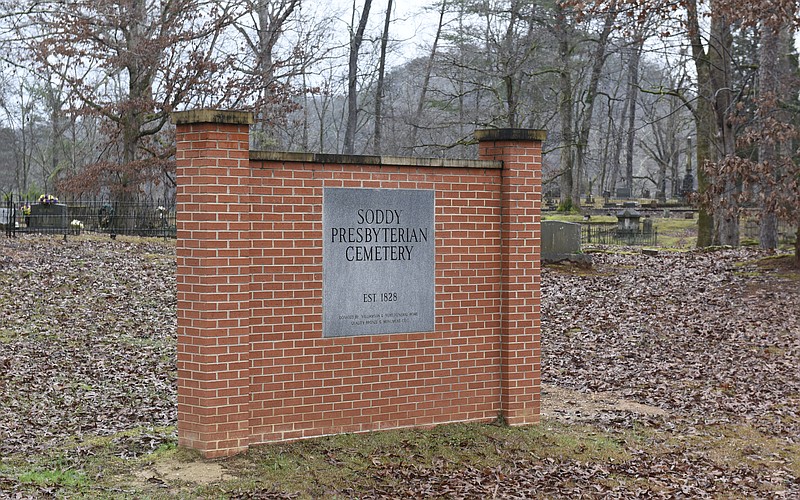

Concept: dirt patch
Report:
left=135, top=459, right=233, bottom=486
left=541, top=384, right=669, bottom=422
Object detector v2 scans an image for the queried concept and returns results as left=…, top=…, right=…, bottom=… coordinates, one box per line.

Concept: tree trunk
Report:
left=343, top=0, right=373, bottom=155
left=555, top=3, right=574, bottom=208
left=795, top=226, right=800, bottom=267
left=410, top=0, right=447, bottom=153
left=373, top=0, right=393, bottom=154
left=757, top=25, right=784, bottom=250
left=624, top=36, right=643, bottom=199
left=657, top=160, right=667, bottom=202
left=574, top=1, right=616, bottom=204
left=671, top=142, right=680, bottom=198
left=608, top=87, right=627, bottom=196
left=710, top=10, right=738, bottom=246
left=598, top=111, right=613, bottom=198
left=687, top=0, right=723, bottom=247
left=113, top=0, right=151, bottom=232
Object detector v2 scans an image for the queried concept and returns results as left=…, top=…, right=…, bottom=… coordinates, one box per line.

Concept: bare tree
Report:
left=7, top=0, right=241, bottom=203
left=572, top=0, right=617, bottom=203
left=622, top=33, right=644, bottom=199
left=343, top=0, right=373, bottom=155
left=409, top=0, right=448, bottom=153
left=555, top=1, right=575, bottom=207
left=373, top=0, right=393, bottom=154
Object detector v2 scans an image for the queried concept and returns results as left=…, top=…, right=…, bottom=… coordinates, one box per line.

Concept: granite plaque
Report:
left=323, top=187, right=435, bottom=337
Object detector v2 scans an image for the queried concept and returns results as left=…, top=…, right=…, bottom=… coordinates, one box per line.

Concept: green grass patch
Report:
left=676, top=423, right=800, bottom=476
left=735, top=254, right=800, bottom=278
left=1, top=426, right=178, bottom=497
left=652, top=218, right=697, bottom=249
left=18, top=468, right=88, bottom=488
left=544, top=214, right=616, bottom=224
left=143, top=252, right=174, bottom=262
left=0, top=328, right=17, bottom=343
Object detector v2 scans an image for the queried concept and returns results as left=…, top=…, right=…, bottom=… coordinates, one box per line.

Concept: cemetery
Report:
left=3, top=198, right=176, bottom=239
left=0, top=114, right=797, bottom=497
left=0, top=232, right=797, bottom=497
left=1, top=0, right=799, bottom=494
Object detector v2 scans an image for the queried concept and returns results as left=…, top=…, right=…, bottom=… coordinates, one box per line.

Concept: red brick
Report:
left=176, top=114, right=541, bottom=457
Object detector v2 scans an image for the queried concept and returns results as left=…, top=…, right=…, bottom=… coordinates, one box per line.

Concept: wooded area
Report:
left=0, top=0, right=798, bottom=257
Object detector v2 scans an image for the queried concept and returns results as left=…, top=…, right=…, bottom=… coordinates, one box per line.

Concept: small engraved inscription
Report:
left=323, top=188, right=435, bottom=337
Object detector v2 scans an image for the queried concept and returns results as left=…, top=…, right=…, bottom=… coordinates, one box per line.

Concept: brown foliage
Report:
left=16, top=0, right=302, bottom=196
left=701, top=93, right=800, bottom=228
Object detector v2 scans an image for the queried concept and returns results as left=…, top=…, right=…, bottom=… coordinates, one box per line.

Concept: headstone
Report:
left=616, top=208, right=641, bottom=233
left=615, top=187, right=631, bottom=199
left=322, top=187, right=435, bottom=337
left=29, top=204, right=68, bottom=230
left=0, top=207, right=12, bottom=228
left=642, top=217, right=653, bottom=235
left=542, top=221, right=583, bottom=262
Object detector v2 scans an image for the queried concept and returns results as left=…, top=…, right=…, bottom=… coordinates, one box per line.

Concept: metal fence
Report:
left=3, top=196, right=176, bottom=238
left=742, top=216, right=796, bottom=246
left=582, top=223, right=658, bottom=246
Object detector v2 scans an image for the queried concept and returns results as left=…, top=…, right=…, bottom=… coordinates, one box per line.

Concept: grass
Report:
left=0, top=328, right=17, bottom=343
left=734, top=254, right=800, bottom=279
left=685, top=424, right=800, bottom=476
left=0, top=420, right=636, bottom=498
left=652, top=217, right=698, bottom=250
left=545, top=212, right=699, bottom=250
left=753, top=254, right=800, bottom=276
left=543, top=214, right=617, bottom=224
left=17, top=469, right=88, bottom=488
left=5, top=415, right=796, bottom=498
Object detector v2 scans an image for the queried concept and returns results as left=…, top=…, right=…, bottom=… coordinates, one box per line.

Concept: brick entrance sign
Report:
left=173, top=109, right=544, bottom=458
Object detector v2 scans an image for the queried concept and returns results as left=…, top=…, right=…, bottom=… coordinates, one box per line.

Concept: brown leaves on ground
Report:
left=1, top=238, right=799, bottom=497
left=354, top=248, right=800, bottom=498
left=0, top=235, right=176, bottom=458
left=543, top=249, right=800, bottom=438
left=360, top=454, right=787, bottom=498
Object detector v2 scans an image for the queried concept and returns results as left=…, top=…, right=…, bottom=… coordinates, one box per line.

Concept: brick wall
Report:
left=173, top=110, right=544, bottom=458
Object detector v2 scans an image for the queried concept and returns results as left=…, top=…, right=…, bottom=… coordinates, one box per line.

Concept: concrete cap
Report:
left=171, top=109, right=254, bottom=125
left=475, top=128, right=547, bottom=142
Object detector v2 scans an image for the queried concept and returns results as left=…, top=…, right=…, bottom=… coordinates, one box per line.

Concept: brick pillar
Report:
left=476, top=128, right=545, bottom=426
left=172, top=109, right=254, bottom=457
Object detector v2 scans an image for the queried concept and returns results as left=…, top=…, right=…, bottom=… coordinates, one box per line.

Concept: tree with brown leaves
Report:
left=5, top=0, right=243, bottom=204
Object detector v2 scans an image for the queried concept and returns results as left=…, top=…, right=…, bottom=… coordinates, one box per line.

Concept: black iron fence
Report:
left=3, top=196, right=175, bottom=238
left=582, top=223, right=658, bottom=246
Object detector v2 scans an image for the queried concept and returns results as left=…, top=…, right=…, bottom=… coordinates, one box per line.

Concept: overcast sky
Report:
left=330, top=0, right=440, bottom=66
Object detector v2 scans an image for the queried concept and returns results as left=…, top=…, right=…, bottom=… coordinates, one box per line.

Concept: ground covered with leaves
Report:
left=0, top=237, right=177, bottom=463
left=1, top=236, right=799, bottom=498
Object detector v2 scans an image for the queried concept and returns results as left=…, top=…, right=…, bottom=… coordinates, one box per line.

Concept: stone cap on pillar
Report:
left=171, top=109, right=254, bottom=126
left=475, top=128, right=547, bottom=142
